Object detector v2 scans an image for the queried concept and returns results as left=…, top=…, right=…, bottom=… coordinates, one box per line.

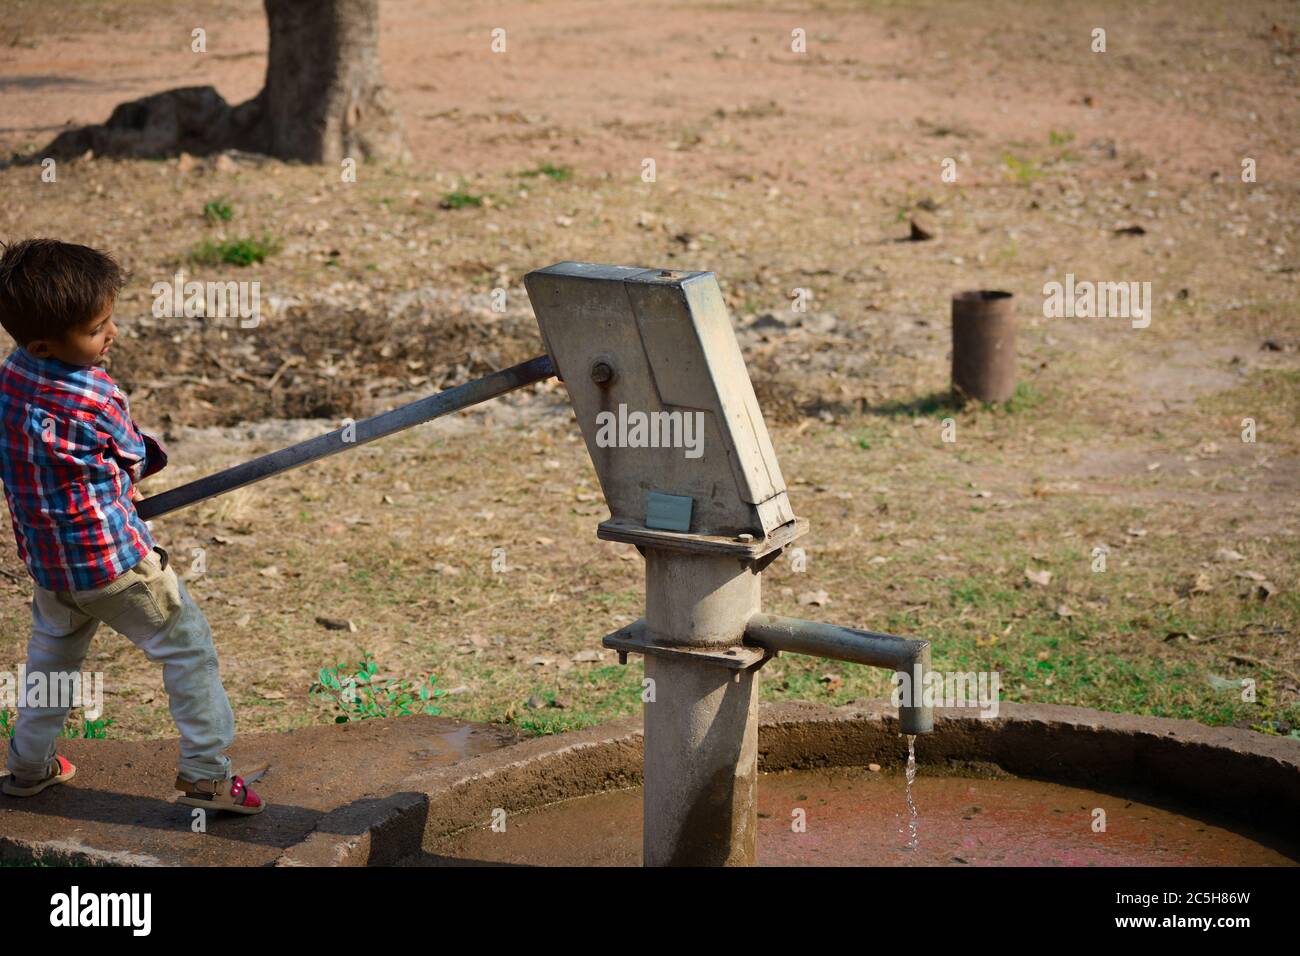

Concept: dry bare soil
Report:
left=0, top=0, right=1297, bottom=742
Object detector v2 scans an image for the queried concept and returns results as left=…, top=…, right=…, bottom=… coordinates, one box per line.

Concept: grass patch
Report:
left=189, top=235, right=279, bottom=267
left=1, top=709, right=113, bottom=738
left=872, top=389, right=964, bottom=418
left=1001, top=152, right=1043, bottom=183
left=202, top=197, right=234, bottom=223
left=994, top=381, right=1042, bottom=414
left=510, top=663, right=644, bottom=736
left=439, top=189, right=485, bottom=209
left=519, top=162, right=573, bottom=182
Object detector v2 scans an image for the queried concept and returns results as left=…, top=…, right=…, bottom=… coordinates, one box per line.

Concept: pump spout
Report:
left=744, top=614, right=934, bottom=734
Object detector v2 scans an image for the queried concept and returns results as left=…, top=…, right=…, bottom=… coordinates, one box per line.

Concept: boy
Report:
left=0, top=238, right=262, bottom=814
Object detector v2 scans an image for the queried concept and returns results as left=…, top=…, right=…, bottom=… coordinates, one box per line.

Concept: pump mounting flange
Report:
left=597, top=516, right=808, bottom=563
left=601, top=618, right=773, bottom=673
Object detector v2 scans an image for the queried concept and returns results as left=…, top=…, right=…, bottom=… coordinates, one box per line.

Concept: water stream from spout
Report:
left=903, top=734, right=918, bottom=850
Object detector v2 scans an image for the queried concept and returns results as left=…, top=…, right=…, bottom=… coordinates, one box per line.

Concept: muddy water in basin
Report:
left=415, top=767, right=1299, bottom=866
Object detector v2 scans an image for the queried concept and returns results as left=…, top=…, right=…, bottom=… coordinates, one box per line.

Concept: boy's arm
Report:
left=98, top=393, right=167, bottom=481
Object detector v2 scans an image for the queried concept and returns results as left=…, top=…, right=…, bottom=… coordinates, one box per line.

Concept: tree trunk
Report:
left=245, top=0, right=408, bottom=163
left=39, top=0, right=409, bottom=165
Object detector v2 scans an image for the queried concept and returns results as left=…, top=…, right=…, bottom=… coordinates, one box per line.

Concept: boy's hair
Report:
left=0, top=238, right=126, bottom=346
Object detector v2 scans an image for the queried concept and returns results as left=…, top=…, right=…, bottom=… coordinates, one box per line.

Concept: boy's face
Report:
left=25, top=299, right=117, bottom=366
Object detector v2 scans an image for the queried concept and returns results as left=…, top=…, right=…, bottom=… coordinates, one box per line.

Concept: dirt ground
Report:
left=0, top=0, right=1296, bottom=742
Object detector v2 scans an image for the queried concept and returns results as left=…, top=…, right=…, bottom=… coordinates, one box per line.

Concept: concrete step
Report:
left=0, top=715, right=517, bottom=866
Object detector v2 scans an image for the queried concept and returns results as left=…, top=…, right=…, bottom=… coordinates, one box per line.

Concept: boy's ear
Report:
left=24, top=340, right=53, bottom=358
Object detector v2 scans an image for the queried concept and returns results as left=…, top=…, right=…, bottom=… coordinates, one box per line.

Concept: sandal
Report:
left=2, top=755, right=76, bottom=797
left=175, top=774, right=265, bottom=815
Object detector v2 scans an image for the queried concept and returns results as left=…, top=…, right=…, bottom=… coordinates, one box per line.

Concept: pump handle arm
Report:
left=136, top=354, right=555, bottom=521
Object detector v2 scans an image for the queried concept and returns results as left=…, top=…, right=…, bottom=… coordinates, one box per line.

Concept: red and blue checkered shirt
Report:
left=0, top=347, right=167, bottom=592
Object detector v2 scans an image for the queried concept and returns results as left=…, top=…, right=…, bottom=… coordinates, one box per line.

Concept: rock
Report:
left=868, top=763, right=882, bottom=772
left=571, top=649, right=603, bottom=663
left=799, top=312, right=838, bottom=334
left=749, top=311, right=788, bottom=332
left=908, top=215, right=937, bottom=241
left=525, top=695, right=545, bottom=710
left=1024, top=568, right=1052, bottom=587
left=1247, top=581, right=1277, bottom=602
left=798, top=589, right=830, bottom=606
left=1216, top=548, right=1246, bottom=562
left=314, top=616, right=357, bottom=632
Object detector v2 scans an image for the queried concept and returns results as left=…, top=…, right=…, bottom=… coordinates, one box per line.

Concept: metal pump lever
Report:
left=135, top=355, right=555, bottom=521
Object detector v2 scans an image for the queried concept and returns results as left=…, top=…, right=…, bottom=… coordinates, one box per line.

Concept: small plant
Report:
left=439, top=189, right=485, bottom=210
left=0, top=709, right=11, bottom=738
left=189, top=235, right=279, bottom=267
left=1048, top=130, right=1074, bottom=147
left=310, top=653, right=446, bottom=723
left=61, top=715, right=113, bottom=739
left=202, top=197, right=234, bottom=223
left=519, top=162, right=573, bottom=182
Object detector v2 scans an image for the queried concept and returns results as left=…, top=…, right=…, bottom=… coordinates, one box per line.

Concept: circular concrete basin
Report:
left=389, top=701, right=1299, bottom=867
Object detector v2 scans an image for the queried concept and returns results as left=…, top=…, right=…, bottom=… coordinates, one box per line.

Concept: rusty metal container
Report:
left=951, top=290, right=1016, bottom=403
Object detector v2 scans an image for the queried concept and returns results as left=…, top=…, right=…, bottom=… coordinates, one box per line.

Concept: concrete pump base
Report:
left=5, top=703, right=1295, bottom=866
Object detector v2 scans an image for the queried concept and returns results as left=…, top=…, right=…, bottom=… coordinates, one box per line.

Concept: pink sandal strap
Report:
left=229, top=775, right=261, bottom=809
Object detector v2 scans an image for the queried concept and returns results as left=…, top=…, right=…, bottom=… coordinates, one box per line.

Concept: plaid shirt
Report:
left=0, top=347, right=167, bottom=591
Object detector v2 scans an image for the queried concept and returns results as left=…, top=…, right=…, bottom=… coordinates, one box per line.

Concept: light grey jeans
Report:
left=7, top=546, right=235, bottom=784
